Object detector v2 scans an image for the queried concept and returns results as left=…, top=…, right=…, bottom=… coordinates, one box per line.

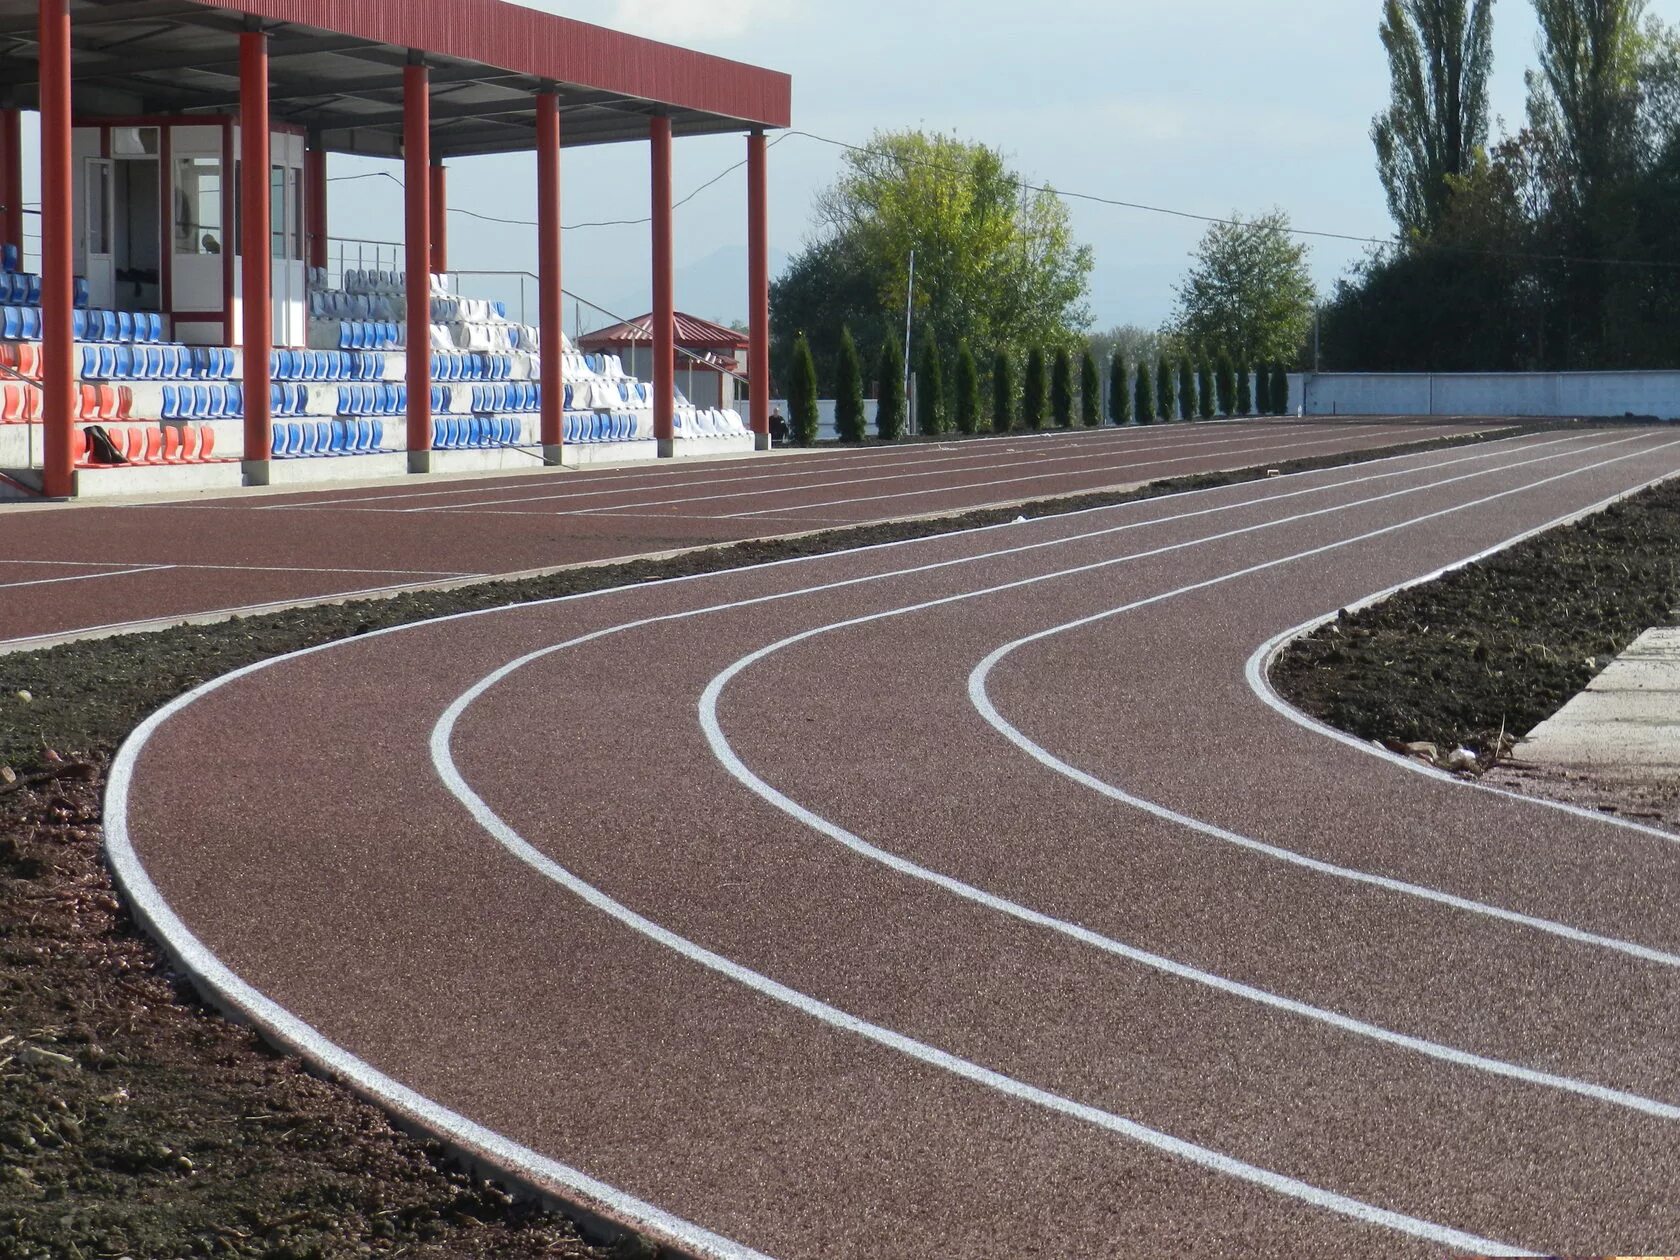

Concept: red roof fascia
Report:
left=580, top=311, right=751, bottom=350
left=189, top=0, right=791, bottom=128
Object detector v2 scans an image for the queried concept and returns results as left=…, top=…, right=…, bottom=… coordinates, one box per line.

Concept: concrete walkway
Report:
left=1514, top=626, right=1680, bottom=779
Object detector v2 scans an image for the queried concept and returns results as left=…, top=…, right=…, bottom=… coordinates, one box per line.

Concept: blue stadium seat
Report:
left=24, top=275, right=40, bottom=305
left=2, top=244, right=16, bottom=274
left=73, top=278, right=89, bottom=310
left=19, top=307, right=40, bottom=340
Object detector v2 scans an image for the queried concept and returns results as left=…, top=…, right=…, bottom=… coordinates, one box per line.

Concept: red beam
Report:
left=405, top=61, right=432, bottom=470
left=429, top=160, right=447, bottom=274
left=1, top=109, right=23, bottom=269
left=747, top=130, right=770, bottom=451
left=305, top=144, right=328, bottom=270
left=537, top=92, right=562, bottom=459
left=240, top=30, right=273, bottom=478
left=39, top=0, right=73, bottom=499
left=651, top=115, right=674, bottom=456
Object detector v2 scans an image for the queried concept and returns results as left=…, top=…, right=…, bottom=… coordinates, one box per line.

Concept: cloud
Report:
left=604, top=0, right=796, bottom=42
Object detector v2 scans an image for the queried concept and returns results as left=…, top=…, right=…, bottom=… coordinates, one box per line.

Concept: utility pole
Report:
left=903, top=248, right=916, bottom=435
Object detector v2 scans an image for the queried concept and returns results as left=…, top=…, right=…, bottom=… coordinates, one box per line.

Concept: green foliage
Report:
left=1196, top=361, right=1215, bottom=419
left=954, top=341, right=981, bottom=436
left=991, top=350, right=1015, bottom=434
left=834, top=326, right=867, bottom=443
left=1134, top=363, right=1154, bottom=425
left=789, top=335, right=820, bottom=446
left=1237, top=360, right=1254, bottom=416
left=1172, top=211, right=1316, bottom=366
left=1051, top=348, right=1074, bottom=427
left=1155, top=357, right=1173, bottom=421
left=1271, top=363, right=1291, bottom=415
left=917, top=336, right=946, bottom=435
left=1373, top=0, right=1495, bottom=236
left=1255, top=361, right=1271, bottom=415
left=1108, top=352, right=1131, bottom=425
left=1080, top=350, right=1101, bottom=427
left=1023, top=347, right=1048, bottom=430
left=1215, top=351, right=1236, bottom=416
left=876, top=337, right=906, bottom=441
left=1177, top=359, right=1195, bottom=421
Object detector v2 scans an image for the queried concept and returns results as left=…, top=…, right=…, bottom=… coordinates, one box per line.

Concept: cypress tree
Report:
left=1196, top=360, right=1214, bottom=420
left=876, top=337, right=906, bottom=441
left=991, top=349, right=1014, bottom=434
left=1080, top=349, right=1101, bottom=427
left=917, top=336, right=945, bottom=436
left=954, top=341, right=980, bottom=436
left=1215, top=351, right=1236, bottom=417
left=1155, top=357, right=1173, bottom=422
left=1271, top=363, right=1291, bottom=415
left=789, top=334, right=820, bottom=446
left=1023, top=347, right=1047, bottom=431
left=1050, top=347, right=1074, bottom=428
left=1254, top=362, right=1271, bottom=417
left=1109, top=352, right=1130, bottom=425
left=1236, top=359, right=1254, bottom=416
left=1135, top=362, right=1154, bottom=425
left=833, top=326, right=866, bottom=443
left=1178, top=359, right=1195, bottom=422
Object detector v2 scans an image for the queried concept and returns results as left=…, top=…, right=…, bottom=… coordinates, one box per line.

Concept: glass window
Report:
left=86, top=161, right=111, bottom=255
left=112, top=127, right=159, bottom=158
left=173, top=157, right=223, bottom=256
left=291, top=168, right=305, bottom=262
left=271, top=164, right=285, bottom=259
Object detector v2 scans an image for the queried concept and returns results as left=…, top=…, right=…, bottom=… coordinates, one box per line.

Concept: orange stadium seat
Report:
left=71, top=428, right=87, bottom=467
left=16, top=344, right=41, bottom=379
left=198, top=425, right=216, bottom=461
left=180, top=425, right=201, bottom=463
left=0, top=382, right=23, bottom=423
left=162, top=425, right=182, bottom=464
left=21, top=386, right=40, bottom=421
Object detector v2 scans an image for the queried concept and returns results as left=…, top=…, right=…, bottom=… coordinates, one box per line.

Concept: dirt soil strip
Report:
left=110, top=431, right=1680, bottom=1257
left=0, top=419, right=1493, bottom=651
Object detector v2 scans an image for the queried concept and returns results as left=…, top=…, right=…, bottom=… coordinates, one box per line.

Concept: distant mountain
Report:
left=582, top=243, right=790, bottom=336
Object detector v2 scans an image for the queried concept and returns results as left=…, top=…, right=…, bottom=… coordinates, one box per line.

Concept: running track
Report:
left=110, top=428, right=1680, bottom=1257
left=1, top=419, right=1485, bottom=652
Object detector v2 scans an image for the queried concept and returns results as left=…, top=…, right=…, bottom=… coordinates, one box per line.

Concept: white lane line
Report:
left=102, top=438, right=1567, bottom=1259
left=433, top=677, right=1524, bottom=1258
left=715, top=425, right=1426, bottom=520
left=2, top=559, right=478, bottom=579
left=0, top=564, right=177, bottom=591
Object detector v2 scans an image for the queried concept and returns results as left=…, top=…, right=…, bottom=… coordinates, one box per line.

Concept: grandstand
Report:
left=0, top=0, right=791, bottom=499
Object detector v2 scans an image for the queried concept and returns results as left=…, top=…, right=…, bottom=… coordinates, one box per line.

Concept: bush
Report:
left=991, top=350, right=1014, bottom=434
left=1134, top=362, right=1154, bottom=425
left=1271, top=363, right=1291, bottom=415
left=954, top=341, right=980, bottom=436
left=1109, top=352, right=1131, bottom=425
left=876, top=337, right=906, bottom=441
left=917, top=336, right=945, bottom=435
left=789, top=334, right=820, bottom=445
left=834, top=326, right=867, bottom=443
left=1080, top=349, right=1101, bottom=427
left=1023, top=347, right=1047, bottom=430
left=1237, top=361, right=1254, bottom=416
left=1177, top=359, right=1195, bottom=422
left=1215, top=352, right=1235, bottom=417
left=1051, top=347, right=1074, bottom=428
left=1196, top=361, right=1215, bottom=420
left=1254, top=362, right=1271, bottom=416
left=1155, top=357, right=1173, bottom=422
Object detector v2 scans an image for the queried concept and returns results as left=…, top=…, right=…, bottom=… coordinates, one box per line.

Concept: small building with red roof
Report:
left=579, top=312, right=749, bottom=412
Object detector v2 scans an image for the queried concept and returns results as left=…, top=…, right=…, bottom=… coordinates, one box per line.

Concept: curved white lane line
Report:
left=434, top=663, right=1525, bottom=1258
left=105, top=659, right=772, bottom=1260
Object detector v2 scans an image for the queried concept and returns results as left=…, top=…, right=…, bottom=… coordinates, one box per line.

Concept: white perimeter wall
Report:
left=1286, top=372, right=1680, bottom=421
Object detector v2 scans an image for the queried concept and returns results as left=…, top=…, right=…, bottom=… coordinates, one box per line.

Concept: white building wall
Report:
left=1289, top=372, right=1680, bottom=421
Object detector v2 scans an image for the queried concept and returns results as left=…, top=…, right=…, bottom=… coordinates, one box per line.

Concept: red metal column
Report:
left=747, top=130, right=770, bottom=451
left=305, top=143, right=328, bottom=271
left=650, top=115, right=674, bottom=457
left=404, top=59, right=432, bottom=472
left=1, top=108, right=24, bottom=268
left=240, top=29, right=273, bottom=483
left=536, top=91, right=563, bottom=462
left=429, top=160, right=447, bottom=274
left=39, top=0, right=73, bottom=499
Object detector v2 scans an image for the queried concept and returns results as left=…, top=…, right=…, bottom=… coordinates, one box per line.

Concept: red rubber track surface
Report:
left=111, top=429, right=1680, bottom=1258
left=1, top=420, right=1483, bottom=651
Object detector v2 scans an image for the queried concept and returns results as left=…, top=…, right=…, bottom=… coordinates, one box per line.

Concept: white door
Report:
left=271, top=161, right=307, bottom=346
left=83, top=157, right=116, bottom=310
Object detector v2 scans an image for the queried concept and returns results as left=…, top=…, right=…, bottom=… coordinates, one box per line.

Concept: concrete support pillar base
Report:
left=755, top=433, right=772, bottom=452
left=242, top=459, right=272, bottom=487
left=408, top=450, right=433, bottom=474
left=543, top=443, right=566, bottom=466
left=657, top=438, right=675, bottom=459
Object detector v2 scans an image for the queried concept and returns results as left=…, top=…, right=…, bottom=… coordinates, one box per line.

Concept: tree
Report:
left=1134, top=363, right=1155, bottom=425
left=1196, top=361, right=1215, bottom=419
left=992, top=350, right=1015, bottom=434
left=876, top=337, right=906, bottom=440
left=1108, top=352, right=1131, bottom=425
left=1051, top=347, right=1074, bottom=427
left=1270, top=363, right=1291, bottom=415
left=834, top=326, right=867, bottom=443
left=1373, top=0, right=1496, bottom=236
left=1080, top=349, right=1101, bottom=427
left=789, top=335, right=820, bottom=445
left=1527, top=0, right=1647, bottom=211
left=1172, top=211, right=1316, bottom=365
left=769, top=236, right=882, bottom=397
left=1255, top=360, right=1271, bottom=415
left=1177, top=359, right=1195, bottom=421
left=1215, top=351, right=1236, bottom=416
left=1023, top=347, right=1048, bottom=430
left=917, top=336, right=945, bottom=435
left=1236, top=360, right=1254, bottom=415
left=954, top=341, right=981, bottom=435
left=1155, top=357, right=1173, bottom=421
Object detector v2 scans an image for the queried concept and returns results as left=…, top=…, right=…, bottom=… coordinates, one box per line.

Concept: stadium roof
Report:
left=0, top=0, right=793, bottom=158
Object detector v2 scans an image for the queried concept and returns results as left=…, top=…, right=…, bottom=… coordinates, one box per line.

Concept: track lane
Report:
left=111, top=430, right=1673, bottom=1256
